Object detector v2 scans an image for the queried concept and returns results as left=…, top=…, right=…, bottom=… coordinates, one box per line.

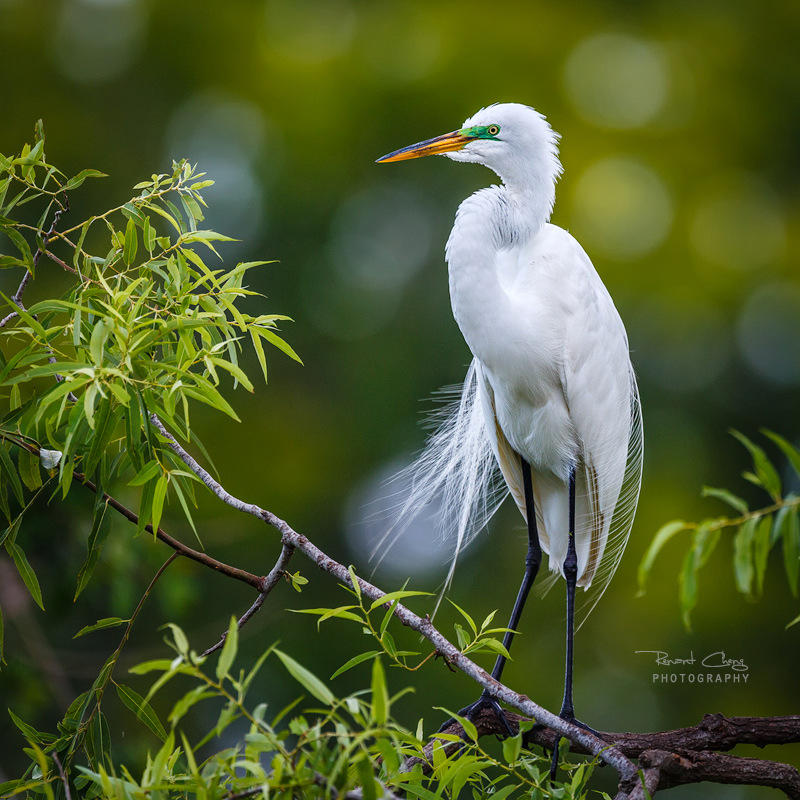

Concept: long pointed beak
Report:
left=376, top=130, right=473, bottom=163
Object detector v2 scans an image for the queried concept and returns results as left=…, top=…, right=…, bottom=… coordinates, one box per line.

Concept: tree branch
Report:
left=201, top=542, right=294, bottom=656
left=148, top=412, right=639, bottom=785
left=420, top=707, right=800, bottom=798
left=71, top=471, right=270, bottom=591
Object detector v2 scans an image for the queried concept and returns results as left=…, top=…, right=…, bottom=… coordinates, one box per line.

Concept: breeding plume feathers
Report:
left=372, top=360, right=508, bottom=612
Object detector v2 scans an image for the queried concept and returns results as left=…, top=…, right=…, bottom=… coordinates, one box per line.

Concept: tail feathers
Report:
left=372, top=361, right=507, bottom=614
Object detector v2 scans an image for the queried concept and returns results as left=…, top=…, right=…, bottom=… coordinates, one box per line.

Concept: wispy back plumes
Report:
left=371, top=360, right=508, bottom=614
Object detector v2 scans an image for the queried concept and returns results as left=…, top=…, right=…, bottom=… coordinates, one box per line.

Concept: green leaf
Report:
left=89, top=319, right=109, bottom=366
left=274, top=648, right=334, bottom=706
left=0, top=443, right=25, bottom=506
left=63, top=168, right=107, bottom=190
left=330, top=650, right=380, bottom=680
left=448, top=599, right=477, bottom=636
left=168, top=686, right=215, bottom=727
left=122, top=217, right=138, bottom=265
left=370, top=657, right=388, bottom=725
left=638, top=520, right=688, bottom=595
left=753, top=516, right=772, bottom=597
left=151, top=473, right=168, bottom=534
left=762, top=430, right=800, bottom=480
left=216, top=616, right=238, bottom=680
left=5, top=541, right=44, bottom=610
left=128, top=460, right=161, bottom=486
left=348, top=564, right=361, bottom=600
left=368, top=590, right=432, bottom=612
left=18, top=448, right=42, bottom=492
left=701, top=486, right=748, bottom=514
left=433, top=706, right=478, bottom=743
left=8, top=708, right=41, bottom=741
left=114, top=682, right=167, bottom=741
left=74, top=617, right=131, bottom=639
left=502, top=732, right=522, bottom=764
left=733, top=518, right=757, bottom=597
left=731, top=430, right=782, bottom=499
left=257, top=327, right=303, bottom=364
left=679, top=546, right=698, bottom=632
left=778, top=507, right=800, bottom=597
left=74, top=498, right=111, bottom=600
left=165, top=622, right=189, bottom=656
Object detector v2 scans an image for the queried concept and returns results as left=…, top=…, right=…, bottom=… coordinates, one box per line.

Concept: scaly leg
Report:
left=549, top=465, right=596, bottom=779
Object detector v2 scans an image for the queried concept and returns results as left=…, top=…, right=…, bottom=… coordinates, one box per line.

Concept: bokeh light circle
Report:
left=690, top=174, right=786, bottom=271
left=329, top=183, right=432, bottom=292
left=53, top=0, right=145, bottom=85
left=264, top=0, right=356, bottom=64
left=164, top=92, right=271, bottom=249
left=571, top=157, right=672, bottom=260
left=632, top=296, right=731, bottom=392
left=564, top=33, right=668, bottom=129
left=737, top=282, right=800, bottom=386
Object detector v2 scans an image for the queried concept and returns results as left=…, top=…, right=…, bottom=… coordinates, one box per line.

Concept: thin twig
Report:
left=72, top=471, right=268, bottom=590
left=68, top=552, right=179, bottom=762
left=148, top=412, right=638, bottom=785
left=202, top=542, right=295, bottom=657
left=50, top=751, right=72, bottom=800
left=8, top=197, right=69, bottom=313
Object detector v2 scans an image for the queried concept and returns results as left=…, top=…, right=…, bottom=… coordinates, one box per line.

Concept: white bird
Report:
left=376, top=103, right=643, bottom=770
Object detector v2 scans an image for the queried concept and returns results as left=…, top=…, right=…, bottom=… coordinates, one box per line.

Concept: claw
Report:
left=549, top=715, right=598, bottom=782
left=436, top=693, right=514, bottom=737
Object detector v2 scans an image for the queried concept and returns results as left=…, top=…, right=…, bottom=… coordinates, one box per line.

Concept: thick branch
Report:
left=637, top=748, right=800, bottom=799
left=148, top=413, right=638, bottom=785
left=421, top=708, right=800, bottom=798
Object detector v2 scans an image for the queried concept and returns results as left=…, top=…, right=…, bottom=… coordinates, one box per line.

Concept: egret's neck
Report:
left=495, top=159, right=557, bottom=242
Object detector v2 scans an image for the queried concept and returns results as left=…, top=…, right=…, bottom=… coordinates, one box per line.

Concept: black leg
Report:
left=437, top=455, right=542, bottom=735
left=550, top=464, right=583, bottom=780
left=490, top=456, right=542, bottom=682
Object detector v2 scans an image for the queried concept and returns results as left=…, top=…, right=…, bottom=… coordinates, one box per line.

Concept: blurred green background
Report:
left=1, top=0, right=799, bottom=796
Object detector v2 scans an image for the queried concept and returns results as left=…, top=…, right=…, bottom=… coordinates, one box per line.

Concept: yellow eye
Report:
left=488, top=125, right=500, bottom=136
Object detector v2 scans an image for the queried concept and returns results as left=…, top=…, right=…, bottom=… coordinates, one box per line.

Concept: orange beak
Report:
left=376, top=130, right=473, bottom=163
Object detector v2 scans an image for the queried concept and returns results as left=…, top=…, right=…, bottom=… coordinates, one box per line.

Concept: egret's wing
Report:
left=560, top=244, right=644, bottom=627
left=474, top=362, right=553, bottom=556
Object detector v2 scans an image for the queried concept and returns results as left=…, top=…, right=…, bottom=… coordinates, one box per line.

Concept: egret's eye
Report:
left=487, top=125, right=500, bottom=136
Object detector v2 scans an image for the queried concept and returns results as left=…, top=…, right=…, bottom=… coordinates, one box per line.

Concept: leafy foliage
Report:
left=2, top=623, right=602, bottom=800
left=639, top=429, right=800, bottom=630
left=0, top=123, right=298, bottom=625
left=293, top=573, right=515, bottom=678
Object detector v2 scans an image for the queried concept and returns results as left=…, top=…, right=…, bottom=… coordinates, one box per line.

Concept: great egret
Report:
left=376, top=103, right=643, bottom=774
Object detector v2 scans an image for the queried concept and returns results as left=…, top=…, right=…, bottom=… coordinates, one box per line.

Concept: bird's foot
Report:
left=549, top=713, right=598, bottom=781
left=436, top=692, right=515, bottom=737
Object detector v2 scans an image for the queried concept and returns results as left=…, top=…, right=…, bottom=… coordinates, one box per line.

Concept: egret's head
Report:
left=376, top=102, right=562, bottom=192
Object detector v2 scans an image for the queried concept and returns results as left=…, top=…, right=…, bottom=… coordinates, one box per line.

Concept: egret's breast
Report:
left=447, top=213, right=578, bottom=472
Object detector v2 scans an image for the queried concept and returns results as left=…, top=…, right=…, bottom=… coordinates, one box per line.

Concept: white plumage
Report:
left=377, top=103, right=643, bottom=627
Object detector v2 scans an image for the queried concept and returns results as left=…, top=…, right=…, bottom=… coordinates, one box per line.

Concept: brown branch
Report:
left=416, top=708, right=800, bottom=798
left=70, top=470, right=270, bottom=591
left=201, top=542, right=295, bottom=657
left=636, top=748, right=800, bottom=799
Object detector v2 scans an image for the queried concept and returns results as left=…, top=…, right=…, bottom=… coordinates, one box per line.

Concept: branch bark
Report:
left=420, top=707, right=800, bottom=799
